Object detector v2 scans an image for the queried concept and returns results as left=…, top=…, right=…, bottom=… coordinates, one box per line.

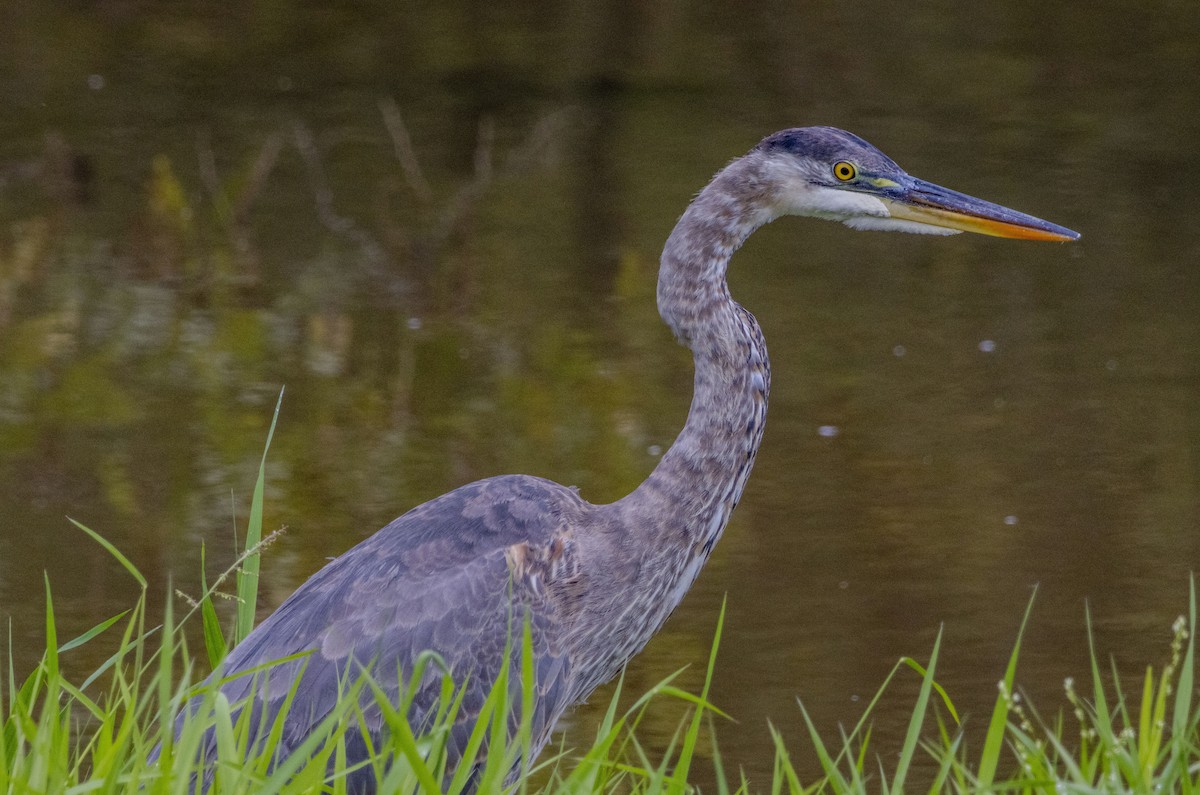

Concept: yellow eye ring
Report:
left=833, top=161, right=857, bottom=181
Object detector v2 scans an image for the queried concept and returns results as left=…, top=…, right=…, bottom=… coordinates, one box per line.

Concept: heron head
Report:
left=754, top=127, right=1079, bottom=242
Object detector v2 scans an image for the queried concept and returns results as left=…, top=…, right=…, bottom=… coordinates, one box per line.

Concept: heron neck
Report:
left=622, top=158, right=776, bottom=555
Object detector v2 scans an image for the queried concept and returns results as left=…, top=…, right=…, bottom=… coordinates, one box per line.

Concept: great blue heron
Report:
left=172, top=127, right=1078, bottom=790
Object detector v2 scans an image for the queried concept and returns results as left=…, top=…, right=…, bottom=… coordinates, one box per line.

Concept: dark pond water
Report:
left=3, top=0, right=1200, bottom=786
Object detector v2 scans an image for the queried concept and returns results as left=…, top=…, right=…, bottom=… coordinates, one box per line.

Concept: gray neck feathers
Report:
left=622, top=153, right=776, bottom=556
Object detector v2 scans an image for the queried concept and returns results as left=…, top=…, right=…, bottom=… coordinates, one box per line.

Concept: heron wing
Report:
left=189, top=474, right=588, bottom=781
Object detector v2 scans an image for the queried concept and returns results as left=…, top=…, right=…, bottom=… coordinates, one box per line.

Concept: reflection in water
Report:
left=2, top=1, right=1200, bottom=786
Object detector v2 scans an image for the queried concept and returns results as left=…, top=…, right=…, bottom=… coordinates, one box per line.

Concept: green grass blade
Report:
left=42, top=575, right=58, bottom=682
left=259, top=679, right=369, bottom=794
left=708, top=714, right=731, bottom=795
left=1173, top=576, right=1196, bottom=739
left=899, top=657, right=959, bottom=725
left=668, top=596, right=726, bottom=795
left=57, top=610, right=128, bottom=654
left=978, top=587, right=1036, bottom=789
left=79, top=624, right=160, bottom=693
left=1085, top=602, right=1114, bottom=744
left=518, top=615, right=536, bottom=792
left=798, top=700, right=850, bottom=792
left=235, top=386, right=284, bottom=644
left=927, top=731, right=963, bottom=795
left=892, top=625, right=941, bottom=793
left=198, top=544, right=229, bottom=668
left=68, top=517, right=147, bottom=590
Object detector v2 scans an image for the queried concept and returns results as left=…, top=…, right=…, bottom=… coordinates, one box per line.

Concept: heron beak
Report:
left=880, top=177, right=1080, bottom=242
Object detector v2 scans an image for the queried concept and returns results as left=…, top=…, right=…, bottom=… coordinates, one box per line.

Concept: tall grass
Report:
left=3, top=405, right=1199, bottom=793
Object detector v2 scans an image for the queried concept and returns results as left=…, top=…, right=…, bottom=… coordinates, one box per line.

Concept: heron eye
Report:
left=833, top=161, right=857, bottom=181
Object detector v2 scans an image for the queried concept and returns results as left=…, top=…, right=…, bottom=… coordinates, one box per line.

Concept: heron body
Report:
left=178, top=127, right=1077, bottom=790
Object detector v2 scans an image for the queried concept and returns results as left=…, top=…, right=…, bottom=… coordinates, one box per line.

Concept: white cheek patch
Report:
left=844, top=216, right=962, bottom=235
left=818, top=190, right=891, bottom=219
left=780, top=184, right=891, bottom=221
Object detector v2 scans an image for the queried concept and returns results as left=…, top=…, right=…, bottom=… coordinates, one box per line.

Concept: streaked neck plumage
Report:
left=622, top=152, right=778, bottom=567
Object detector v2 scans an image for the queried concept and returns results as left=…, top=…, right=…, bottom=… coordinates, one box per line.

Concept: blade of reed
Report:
left=235, top=387, right=284, bottom=644
left=978, top=587, right=1037, bottom=788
